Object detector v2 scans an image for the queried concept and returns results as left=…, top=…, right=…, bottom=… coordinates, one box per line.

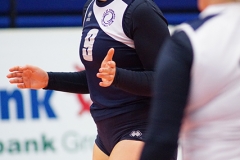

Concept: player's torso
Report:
left=79, top=0, right=148, bottom=120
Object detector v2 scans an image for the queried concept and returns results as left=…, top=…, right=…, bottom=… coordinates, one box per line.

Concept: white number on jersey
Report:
left=82, top=29, right=99, bottom=61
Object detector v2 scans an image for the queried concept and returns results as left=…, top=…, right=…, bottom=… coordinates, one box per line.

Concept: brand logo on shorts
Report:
left=130, top=130, right=142, bottom=138
left=101, top=9, right=115, bottom=27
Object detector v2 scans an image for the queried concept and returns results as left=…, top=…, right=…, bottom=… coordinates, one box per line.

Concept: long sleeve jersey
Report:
left=45, top=0, right=170, bottom=121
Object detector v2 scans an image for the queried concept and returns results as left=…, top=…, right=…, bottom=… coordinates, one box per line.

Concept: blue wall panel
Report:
left=0, top=0, right=10, bottom=27
left=154, top=0, right=198, bottom=11
left=16, top=0, right=84, bottom=14
left=0, top=0, right=10, bottom=14
left=0, top=0, right=200, bottom=28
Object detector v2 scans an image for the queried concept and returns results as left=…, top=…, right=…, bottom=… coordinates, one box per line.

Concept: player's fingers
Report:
left=103, top=48, right=114, bottom=62
left=99, top=81, right=112, bottom=87
left=108, top=61, right=116, bottom=68
left=98, top=67, right=115, bottom=75
left=9, top=66, right=20, bottom=72
left=17, top=83, right=27, bottom=89
left=96, top=73, right=114, bottom=80
left=9, top=65, right=35, bottom=72
left=9, top=78, right=23, bottom=84
left=99, top=61, right=116, bottom=73
left=6, top=72, right=23, bottom=78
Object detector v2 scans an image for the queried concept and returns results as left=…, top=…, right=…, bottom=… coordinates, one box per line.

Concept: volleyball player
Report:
left=140, top=0, right=240, bottom=159
left=6, top=0, right=174, bottom=159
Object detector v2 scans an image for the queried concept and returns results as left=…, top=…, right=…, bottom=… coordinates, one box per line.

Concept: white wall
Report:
left=0, top=27, right=96, bottom=160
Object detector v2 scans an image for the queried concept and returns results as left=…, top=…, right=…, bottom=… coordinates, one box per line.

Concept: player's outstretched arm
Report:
left=97, top=48, right=116, bottom=87
left=6, top=65, right=49, bottom=89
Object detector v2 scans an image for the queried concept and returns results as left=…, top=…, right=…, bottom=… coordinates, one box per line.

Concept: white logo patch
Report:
left=130, top=130, right=142, bottom=138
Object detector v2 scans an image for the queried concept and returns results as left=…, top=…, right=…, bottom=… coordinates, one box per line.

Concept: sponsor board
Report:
left=0, top=27, right=96, bottom=160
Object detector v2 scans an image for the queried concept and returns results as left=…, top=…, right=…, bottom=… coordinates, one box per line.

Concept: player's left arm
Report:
left=111, top=2, right=170, bottom=96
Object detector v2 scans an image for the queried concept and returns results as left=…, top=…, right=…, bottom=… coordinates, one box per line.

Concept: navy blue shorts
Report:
left=95, top=106, right=150, bottom=156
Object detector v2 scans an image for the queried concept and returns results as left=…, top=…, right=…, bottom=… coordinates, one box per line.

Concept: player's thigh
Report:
left=93, top=143, right=109, bottom=160
left=109, top=140, right=144, bottom=160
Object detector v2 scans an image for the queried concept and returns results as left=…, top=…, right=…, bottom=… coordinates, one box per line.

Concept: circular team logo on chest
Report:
left=101, top=9, right=115, bottom=27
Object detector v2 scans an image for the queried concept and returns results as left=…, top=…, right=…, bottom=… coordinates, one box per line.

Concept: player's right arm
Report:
left=7, top=65, right=89, bottom=94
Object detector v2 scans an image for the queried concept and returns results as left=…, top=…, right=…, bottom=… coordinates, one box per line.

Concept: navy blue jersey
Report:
left=45, top=0, right=170, bottom=121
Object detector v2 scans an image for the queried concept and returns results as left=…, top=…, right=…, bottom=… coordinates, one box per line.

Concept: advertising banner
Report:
left=0, top=27, right=96, bottom=160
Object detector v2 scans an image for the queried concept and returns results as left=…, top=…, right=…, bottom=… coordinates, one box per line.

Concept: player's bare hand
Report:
left=97, top=48, right=116, bottom=87
left=6, top=65, right=49, bottom=89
